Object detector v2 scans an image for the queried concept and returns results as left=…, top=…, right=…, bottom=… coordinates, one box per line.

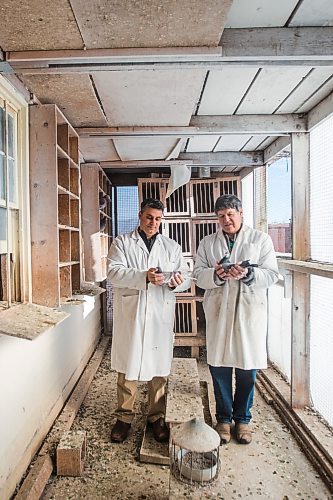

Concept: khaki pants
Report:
left=115, top=372, right=167, bottom=424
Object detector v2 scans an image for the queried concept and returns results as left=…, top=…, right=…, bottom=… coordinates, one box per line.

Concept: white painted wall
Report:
left=0, top=295, right=101, bottom=499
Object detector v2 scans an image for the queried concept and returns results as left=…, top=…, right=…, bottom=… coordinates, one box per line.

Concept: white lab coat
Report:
left=108, top=229, right=191, bottom=381
left=193, top=225, right=279, bottom=369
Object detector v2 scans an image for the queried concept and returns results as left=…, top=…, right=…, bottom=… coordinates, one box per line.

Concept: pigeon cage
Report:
left=171, top=418, right=220, bottom=485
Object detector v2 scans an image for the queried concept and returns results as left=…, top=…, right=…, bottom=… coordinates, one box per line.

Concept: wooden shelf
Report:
left=30, top=104, right=81, bottom=307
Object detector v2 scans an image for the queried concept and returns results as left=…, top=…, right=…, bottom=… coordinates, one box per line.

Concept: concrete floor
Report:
left=42, top=346, right=332, bottom=500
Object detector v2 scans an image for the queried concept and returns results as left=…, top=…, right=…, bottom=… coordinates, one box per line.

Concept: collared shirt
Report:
left=138, top=227, right=159, bottom=253
left=223, top=224, right=243, bottom=254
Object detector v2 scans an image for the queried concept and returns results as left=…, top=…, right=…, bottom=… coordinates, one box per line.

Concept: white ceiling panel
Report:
left=289, top=0, right=333, bottom=27
left=186, top=136, right=220, bottom=152
left=256, top=136, right=275, bottom=150
left=241, top=135, right=270, bottom=151
left=297, top=76, right=333, bottom=112
left=113, top=137, right=181, bottom=161
left=79, top=138, right=119, bottom=162
left=214, top=134, right=251, bottom=151
left=276, top=69, right=333, bottom=113
left=225, top=0, right=299, bottom=28
left=237, top=67, right=310, bottom=114
left=92, top=70, right=206, bottom=126
left=198, top=68, right=258, bottom=115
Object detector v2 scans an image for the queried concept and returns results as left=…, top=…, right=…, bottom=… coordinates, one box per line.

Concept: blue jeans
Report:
left=209, top=366, right=257, bottom=424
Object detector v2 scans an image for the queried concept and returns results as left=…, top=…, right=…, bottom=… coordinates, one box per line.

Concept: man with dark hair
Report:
left=193, top=194, right=279, bottom=445
left=108, top=198, right=190, bottom=443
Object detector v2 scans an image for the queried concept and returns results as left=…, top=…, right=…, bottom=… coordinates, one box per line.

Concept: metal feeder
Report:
left=171, top=417, right=220, bottom=484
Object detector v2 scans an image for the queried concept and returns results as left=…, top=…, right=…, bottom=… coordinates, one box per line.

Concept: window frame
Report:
left=0, top=76, right=30, bottom=307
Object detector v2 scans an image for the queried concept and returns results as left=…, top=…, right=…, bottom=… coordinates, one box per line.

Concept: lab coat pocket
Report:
left=121, top=294, right=139, bottom=321
left=162, top=296, right=176, bottom=325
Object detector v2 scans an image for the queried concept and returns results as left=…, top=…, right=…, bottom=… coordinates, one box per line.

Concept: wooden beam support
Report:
left=290, top=132, right=311, bottom=409
left=5, top=28, right=333, bottom=74
left=101, top=151, right=263, bottom=169
left=278, top=258, right=333, bottom=280
left=264, top=136, right=291, bottom=164
left=76, top=114, right=306, bottom=138
left=308, top=89, right=333, bottom=131
left=179, top=151, right=263, bottom=166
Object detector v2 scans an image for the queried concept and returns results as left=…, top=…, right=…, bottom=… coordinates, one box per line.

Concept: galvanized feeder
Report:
left=171, top=418, right=220, bottom=484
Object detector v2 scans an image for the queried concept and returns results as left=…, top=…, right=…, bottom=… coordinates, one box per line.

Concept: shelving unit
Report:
left=81, top=163, right=112, bottom=282
left=138, top=175, right=241, bottom=357
left=30, top=104, right=81, bottom=307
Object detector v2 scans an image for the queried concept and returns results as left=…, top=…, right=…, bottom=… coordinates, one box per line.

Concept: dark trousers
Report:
left=209, top=366, right=257, bottom=424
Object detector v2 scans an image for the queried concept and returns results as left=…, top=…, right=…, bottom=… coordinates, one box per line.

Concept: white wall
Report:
left=0, top=295, right=101, bottom=499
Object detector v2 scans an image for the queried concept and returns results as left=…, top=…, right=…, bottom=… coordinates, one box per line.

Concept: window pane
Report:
left=8, top=158, right=16, bottom=204
left=0, top=154, right=5, bottom=201
left=116, top=186, right=139, bottom=236
left=267, top=157, right=292, bottom=254
left=0, top=106, right=4, bottom=153
left=0, top=207, right=7, bottom=252
left=7, top=113, right=14, bottom=158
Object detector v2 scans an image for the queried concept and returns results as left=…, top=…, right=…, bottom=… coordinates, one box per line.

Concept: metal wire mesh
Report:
left=310, top=116, right=333, bottom=263
left=267, top=284, right=292, bottom=382
left=310, top=276, right=333, bottom=426
left=115, top=186, right=139, bottom=236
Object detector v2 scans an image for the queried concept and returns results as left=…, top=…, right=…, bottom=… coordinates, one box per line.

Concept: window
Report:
left=0, top=77, right=28, bottom=307
left=267, top=157, right=292, bottom=255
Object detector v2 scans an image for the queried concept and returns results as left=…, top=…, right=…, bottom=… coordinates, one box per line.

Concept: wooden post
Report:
left=290, top=132, right=311, bottom=408
left=253, top=166, right=267, bottom=232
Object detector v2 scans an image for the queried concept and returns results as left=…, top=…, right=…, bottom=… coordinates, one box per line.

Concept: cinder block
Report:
left=56, top=430, right=86, bottom=476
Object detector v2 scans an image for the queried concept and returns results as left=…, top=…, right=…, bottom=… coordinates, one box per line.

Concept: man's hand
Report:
left=168, top=272, right=185, bottom=288
left=147, top=267, right=164, bottom=286
left=215, top=262, right=248, bottom=281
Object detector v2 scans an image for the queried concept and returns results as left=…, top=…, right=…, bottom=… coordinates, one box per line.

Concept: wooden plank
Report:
left=77, top=113, right=307, bottom=137
left=165, top=358, right=204, bottom=425
left=15, top=455, right=53, bottom=500
left=291, top=133, right=310, bottom=261
left=290, top=132, right=310, bottom=409
left=139, top=425, right=169, bottom=465
left=179, top=151, right=264, bottom=166
left=308, top=89, right=333, bottom=131
left=221, top=27, right=333, bottom=59
left=174, top=336, right=206, bottom=347
left=29, top=105, right=60, bottom=307
left=264, top=136, right=291, bottom=164
left=278, top=258, right=333, bottom=279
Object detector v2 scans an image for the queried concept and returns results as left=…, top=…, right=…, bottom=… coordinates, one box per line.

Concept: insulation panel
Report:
left=92, top=70, right=206, bottom=126
left=70, top=0, right=232, bottom=48
left=20, top=75, right=107, bottom=127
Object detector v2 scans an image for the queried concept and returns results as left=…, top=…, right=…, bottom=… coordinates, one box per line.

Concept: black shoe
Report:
left=151, top=418, right=169, bottom=443
left=111, top=419, right=131, bottom=443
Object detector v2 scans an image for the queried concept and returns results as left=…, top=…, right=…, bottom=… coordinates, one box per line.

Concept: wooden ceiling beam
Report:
left=4, top=28, right=333, bottom=74
left=101, top=151, right=263, bottom=168
left=264, top=136, right=291, bottom=164
left=76, top=114, right=306, bottom=138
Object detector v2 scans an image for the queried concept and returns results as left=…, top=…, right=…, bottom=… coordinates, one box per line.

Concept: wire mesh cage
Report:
left=190, top=179, right=217, bottom=217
